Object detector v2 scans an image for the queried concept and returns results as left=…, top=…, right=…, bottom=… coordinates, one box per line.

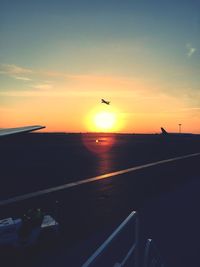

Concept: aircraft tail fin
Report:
left=161, top=127, right=168, bottom=134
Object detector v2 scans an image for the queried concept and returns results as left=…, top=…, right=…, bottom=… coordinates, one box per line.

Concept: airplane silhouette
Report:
left=160, top=127, right=193, bottom=137
left=101, top=99, right=110, bottom=105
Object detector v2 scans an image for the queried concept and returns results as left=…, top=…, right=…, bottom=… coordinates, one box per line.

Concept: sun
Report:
left=86, top=107, right=123, bottom=132
left=93, top=111, right=116, bottom=131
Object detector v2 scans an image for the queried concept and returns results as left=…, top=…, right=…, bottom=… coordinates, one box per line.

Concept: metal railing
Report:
left=82, top=211, right=139, bottom=267
left=143, top=239, right=166, bottom=267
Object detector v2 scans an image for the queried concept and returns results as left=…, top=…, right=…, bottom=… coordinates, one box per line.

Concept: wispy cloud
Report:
left=0, top=63, right=177, bottom=101
left=0, top=64, right=32, bottom=75
left=31, top=83, right=53, bottom=90
left=186, top=43, right=196, bottom=57
left=0, top=64, right=152, bottom=92
left=14, top=76, right=32, bottom=81
left=181, top=107, right=200, bottom=111
left=0, top=89, right=134, bottom=97
left=0, top=64, right=33, bottom=81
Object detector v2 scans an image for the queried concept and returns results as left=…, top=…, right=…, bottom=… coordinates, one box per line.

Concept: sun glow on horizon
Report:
left=86, top=107, right=123, bottom=132
left=93, top=111, right=116, bottom=131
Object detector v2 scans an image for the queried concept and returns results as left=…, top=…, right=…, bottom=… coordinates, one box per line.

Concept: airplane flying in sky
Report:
left=0, top=125, right=45, bottom=137
left=101, top=99, right=110, bottom=105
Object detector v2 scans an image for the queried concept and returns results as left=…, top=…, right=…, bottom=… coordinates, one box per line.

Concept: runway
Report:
left=1, top=152, right=200, bottom=206
left=1, top=133, right=200, bottom=267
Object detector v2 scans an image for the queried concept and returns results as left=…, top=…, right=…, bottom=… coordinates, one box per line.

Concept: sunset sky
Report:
left=0, top=0, right=200, bottom=133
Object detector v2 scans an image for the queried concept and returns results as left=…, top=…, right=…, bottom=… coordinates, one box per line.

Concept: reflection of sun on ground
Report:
left=81, top=134, right=116, bottom=154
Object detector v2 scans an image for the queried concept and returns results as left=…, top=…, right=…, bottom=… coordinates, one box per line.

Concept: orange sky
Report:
left=1, top=73, right=200, bottom=133
left=1, top=1, right=200, bottom=133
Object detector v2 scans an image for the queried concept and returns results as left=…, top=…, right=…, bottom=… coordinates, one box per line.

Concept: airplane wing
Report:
left=0, top=125, right=45, bottom=137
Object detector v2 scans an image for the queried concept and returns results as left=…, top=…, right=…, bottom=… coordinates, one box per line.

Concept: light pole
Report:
left=179, top=124, right=182, bottom=133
